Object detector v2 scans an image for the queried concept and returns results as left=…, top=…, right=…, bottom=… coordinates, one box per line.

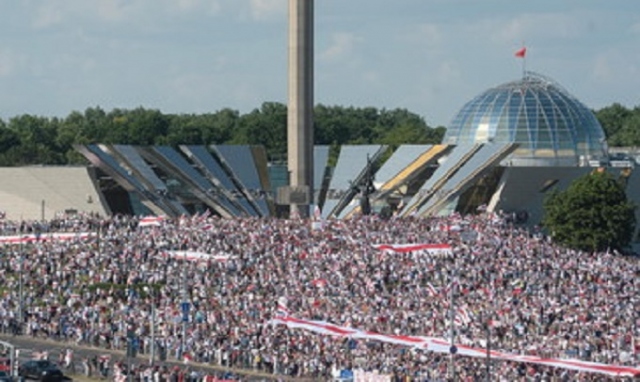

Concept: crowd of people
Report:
left=0, top=210, right=638, bottom=381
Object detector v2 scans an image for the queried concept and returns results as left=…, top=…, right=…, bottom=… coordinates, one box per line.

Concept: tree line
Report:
left=0, top=103, right=445, bottom=166
left=0, top=102, right=638, bottom=167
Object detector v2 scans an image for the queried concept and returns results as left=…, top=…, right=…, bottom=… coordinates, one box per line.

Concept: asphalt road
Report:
left=0, top=334, right=311, bottom=381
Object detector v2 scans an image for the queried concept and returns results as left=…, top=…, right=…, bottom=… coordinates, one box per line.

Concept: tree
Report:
left=542, top=170, right=636, bottom=252
left=231, top=102, right=287, bottom=159
left=595, top=103, right=630, bottom=142
left=610, top=112, right=640, bottom=147
left=595, top=103, right=640, bottom=147
left=3, top=115, right=65, bottom=165
left=0, top=125, right=20, bottom=153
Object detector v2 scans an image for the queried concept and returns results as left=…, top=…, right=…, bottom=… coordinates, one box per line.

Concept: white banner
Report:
left=268, top=314, right=640, bottom=378
left=165, top=250, right=234, bottom=262
left=0, top=232, right=96, bottom=245
left=138, top=216, right=165, bottom=227
left=372, top=243, right=452, bottom=255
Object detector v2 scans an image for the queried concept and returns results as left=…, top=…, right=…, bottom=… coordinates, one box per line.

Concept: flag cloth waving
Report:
left=515, top=47, right=526, bottom=58
left=268, top=305, right=640, bottom=378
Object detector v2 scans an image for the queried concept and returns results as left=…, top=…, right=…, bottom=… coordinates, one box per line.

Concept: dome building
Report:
left=443, top=72, right=608, bottom=166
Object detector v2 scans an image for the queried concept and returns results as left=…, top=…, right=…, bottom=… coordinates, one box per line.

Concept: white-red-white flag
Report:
left=426, top=283, right=438, bottom=297
left=139, top=216, right=164, bottom=227
left=454, top=307, right=472, bottom=326
left=372, top=243, right=452, bottom=255
left=276, top=297, right=290, bottom=317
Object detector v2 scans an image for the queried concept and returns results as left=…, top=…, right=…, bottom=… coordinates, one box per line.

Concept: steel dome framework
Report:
left=444, top=72, right=607, bottom=166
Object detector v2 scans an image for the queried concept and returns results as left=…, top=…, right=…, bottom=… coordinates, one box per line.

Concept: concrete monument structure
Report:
left=287, top=0, right=314, bottom=217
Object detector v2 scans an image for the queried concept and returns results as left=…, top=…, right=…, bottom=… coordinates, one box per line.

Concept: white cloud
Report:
left=591, top=54, right=613, bottom=82
left=167, top=0, right=222, bottom=15
left=417, top=23, right=442, bottom=48
left=95, top=0, right=131, bottom=22
left=249, top=0, right=286, bottom=21
left=435, top=60, right=462, bottom=84
left=362, top=70, right=381, bottom=85
left=427, top=11, right=595, bottom=49
left=174, top=0, right=202, bottom=12
left=28, top=0, right=225, bottom=31
left=590, top=49, right=640, bottom=84
left=0, top=49, right=25, bottom=77
left=29, top=0, right=135, bottom=29
left=320, top=32, right=359, bottom=62
left=490, top=11, right=594, bottom=44
left=50, top=53, right=97, bottom=75
left=31, top=2, right=64, bottom=29
left=203, top=0, right=223, bottom=15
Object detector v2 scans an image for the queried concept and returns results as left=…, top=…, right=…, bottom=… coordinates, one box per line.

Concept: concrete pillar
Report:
left=287, top=0, right=314, bottom=217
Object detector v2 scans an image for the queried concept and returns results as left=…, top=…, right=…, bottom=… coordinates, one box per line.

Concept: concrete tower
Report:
left=287, top=0, right=314, bottom=217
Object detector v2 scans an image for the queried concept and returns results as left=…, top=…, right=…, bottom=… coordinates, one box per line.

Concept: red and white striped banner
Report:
left=372, top=243, right=452, bottom=255
left=268, top=314, right=640, bottom=378
left=164, top=250, right=234, bottom=262
left=0, top=232, right=96, bottom=245
left=139, top=216, right=165, bottom=227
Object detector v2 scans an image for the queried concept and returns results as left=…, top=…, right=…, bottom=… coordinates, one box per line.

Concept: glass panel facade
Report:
left=443, top=72, right=606, bottom=166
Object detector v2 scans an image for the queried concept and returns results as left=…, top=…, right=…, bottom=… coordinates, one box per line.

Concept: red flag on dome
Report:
left=515, top=47, right=526, bottom=58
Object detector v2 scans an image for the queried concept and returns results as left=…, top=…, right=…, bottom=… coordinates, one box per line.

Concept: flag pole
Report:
left=521, top=41, right=526, bottom=78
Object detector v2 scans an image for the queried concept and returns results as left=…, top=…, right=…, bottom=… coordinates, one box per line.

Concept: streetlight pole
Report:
left=18, top=236, right=24, bottom=335
left=485, top=275, right=494, bottom=382
left=448, top=260, right=457, bottom=381
left=181, top=252, right=188, bottom=360
left=150, top=288, right=157, bottom=366
left=126, top=320, right=133, bottom=382
left=485, top=247, right=501, bottom=382
left=485, top=316, right=491, bottom=382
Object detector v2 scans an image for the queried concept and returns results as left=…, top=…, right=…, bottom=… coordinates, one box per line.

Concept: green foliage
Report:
left=595, top=103, right=640, bottom=147
left=0, top=103, right=443, bottom=165
left=231, top=102, right=288, bottom=159
left=542, top=170, right=636, bottom=252
left=2, top=100, right=637, bottom=166
left=313, top=105, right=443, bottom=165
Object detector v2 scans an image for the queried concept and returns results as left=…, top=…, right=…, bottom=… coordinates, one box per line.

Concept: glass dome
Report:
left=443, top=71, right=607, bottom=166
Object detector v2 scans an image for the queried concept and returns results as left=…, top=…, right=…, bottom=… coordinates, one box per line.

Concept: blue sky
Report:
left=0, top=0, right=638, bottom=127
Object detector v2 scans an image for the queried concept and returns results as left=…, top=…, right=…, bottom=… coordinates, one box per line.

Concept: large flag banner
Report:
left=268, top=310, right=640, bottom=378
left=0, top=232, right=96, bottom=245
left=138, top=216, right=165, bottom=227
left=372, top=243, right=452, bottom=255
left=164, top=250, right=234, bottom=262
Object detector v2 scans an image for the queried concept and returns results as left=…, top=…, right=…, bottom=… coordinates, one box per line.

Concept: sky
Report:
left=0, top=0, right=639, bottom=128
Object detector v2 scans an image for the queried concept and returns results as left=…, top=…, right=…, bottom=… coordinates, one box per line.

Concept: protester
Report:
left=0, top=211, right=638, bottom=381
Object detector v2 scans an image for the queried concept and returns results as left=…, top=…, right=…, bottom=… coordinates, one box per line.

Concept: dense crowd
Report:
left=0, top=211, right=638, bottom=381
